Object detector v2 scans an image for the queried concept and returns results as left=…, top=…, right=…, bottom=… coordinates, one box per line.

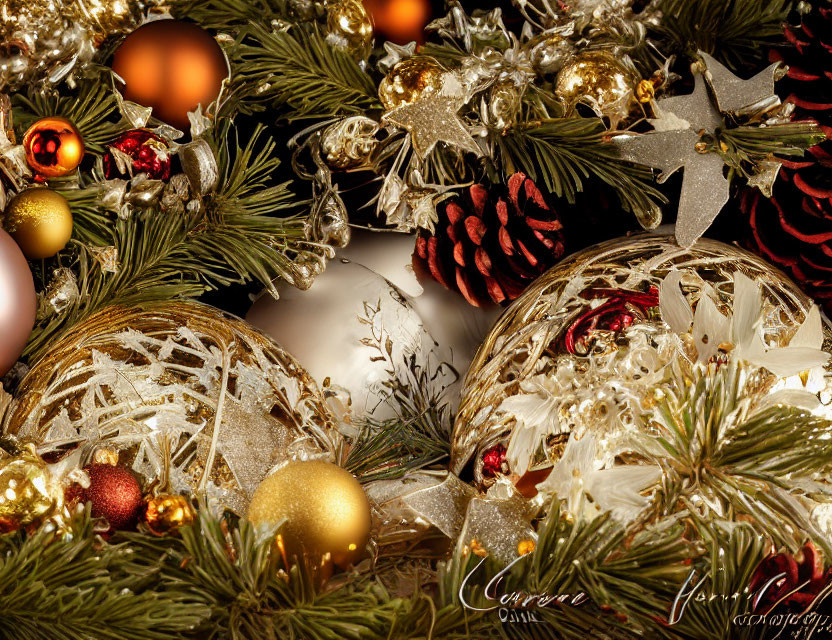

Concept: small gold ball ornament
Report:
left=247, top=460, right=371, bottom=568
left=91, top=447, right=120, bottom=466
left=3, top=188, right=73, bottom=259
left=0, top=448, right=61, bottom=529
left=379, top=57, right=445, bottom=110
left=326, top=0, right=374, bottom=58
left=22, top=116, right=85, bottom=179
left=554, top=50, right=638, bottom=123
left=145, top=494, right=196, bottom=535
left=635, top=79, right=655, bottom=103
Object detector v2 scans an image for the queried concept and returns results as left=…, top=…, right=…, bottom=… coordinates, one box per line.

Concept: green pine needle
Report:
left=656, top=0, right=791, bottom=70
left=233, top=23, right=382, bottom=118
left=497, top=118, right=667, bottom=226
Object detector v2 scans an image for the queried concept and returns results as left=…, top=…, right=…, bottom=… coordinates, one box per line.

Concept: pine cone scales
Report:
left=415, top=173, right=565, bottom=307
left=738, top=4, right=832, bottom=311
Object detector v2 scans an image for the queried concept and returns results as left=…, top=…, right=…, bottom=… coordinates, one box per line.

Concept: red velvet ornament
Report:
left=83, top=463, right=144, bottom=530
left=104, top=129, right=171, bottom=180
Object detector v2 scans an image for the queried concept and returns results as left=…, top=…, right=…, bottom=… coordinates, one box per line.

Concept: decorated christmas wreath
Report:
left=0, top=0, right=831, bottom=639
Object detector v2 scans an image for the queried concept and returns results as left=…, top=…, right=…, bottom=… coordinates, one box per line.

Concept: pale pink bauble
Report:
left=0, top=228, right=36, bottom=375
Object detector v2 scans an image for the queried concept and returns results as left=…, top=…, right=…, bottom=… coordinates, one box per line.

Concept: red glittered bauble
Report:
left=111, top=20, right=228, bottom=130
left=83, top=463, right=144, bottom=530
left=481, top=443, right=507, bottom=478
left=104, top=129, right=171, bottom=180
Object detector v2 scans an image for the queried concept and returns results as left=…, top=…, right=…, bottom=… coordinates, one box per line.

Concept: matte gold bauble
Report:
left=22, top=116, right=85, bottom=178
left=3, top=188, right=73, bottom=259
left=0, top=448, right=61, bottom=529
left=111, top=20, right=228, bottom=130
left=2, top=302, right=340, bottom=515
left=554, top=50, right=637, bottom=122
left=326, top=0, right=373, bottom=58
left=379, top=57, right=444, bottom=110
left=247, top=459, right=371, bottom=568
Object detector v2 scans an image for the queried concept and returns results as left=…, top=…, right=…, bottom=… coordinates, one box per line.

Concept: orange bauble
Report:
left=111, top=20, right=228, bottom=130
left=364, top=0, right=431, bottom=44
left=22, top=117, right=85, bottom=179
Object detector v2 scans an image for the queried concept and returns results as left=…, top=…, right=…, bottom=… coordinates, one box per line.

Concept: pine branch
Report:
left=657, top=523, right=769, bottom=640
left=172, top=0, right=293, bottom=29
left=233, top=23, right=382, bottom=118
left=345, top=414, right=450, bottom=483
left=343, top=300, right=456, bottom=481
left=126, top=510, right=405, bottom=640
left=497, top=118, right=666, bottom=227
left=718, top=122, right=827, bottom=179
left=0, top=509, right=207, bottom=640
left=430, top=500, right=696, bottom=640
left=647, top=363, right=832, bottom=554
left=656, top=0, right=791, bottom=71
left=717, top=406, right=832, bottom=477
left=24, top=122, right=317, bottom=362
left=59, top=186, right=115, bottom=247
left=12, top=73, right=126, bottom=153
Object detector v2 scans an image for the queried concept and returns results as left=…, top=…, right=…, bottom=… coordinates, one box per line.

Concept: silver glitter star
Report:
left=614, top=51, right=781, bottom=248
left=378, top=41, right=418, bottom=73
left=382, top=75, right=482, bottom=159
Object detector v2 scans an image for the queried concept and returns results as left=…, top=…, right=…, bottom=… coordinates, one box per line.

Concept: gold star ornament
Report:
left=382, top=74, right=482, bottom=159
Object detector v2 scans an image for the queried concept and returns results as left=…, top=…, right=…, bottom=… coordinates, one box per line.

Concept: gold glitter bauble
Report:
left=326, top=0, right=373, bottom=58
left=2, top=302, right=340, bottom=514
left=3, top=188, right=73, bottom=259
left=379, top=57, right=445, bottom=110
left=453, top=233, right=831, bottom=484
left=22, top=116, right=85, bottom=178
left=247, top=459, right=371, bottom=568
left=145, top=494, right=196, bottom=535
left=0, top=449, right=61, bottom=529
left=554, top=50, right=637, bottom=122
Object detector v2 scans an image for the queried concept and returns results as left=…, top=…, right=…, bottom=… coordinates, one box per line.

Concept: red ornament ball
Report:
left=111, top=20, right=228, bottom=130
left=83, top=463, right=144, bottom=530
left=104, top=129, right=171, bottom=180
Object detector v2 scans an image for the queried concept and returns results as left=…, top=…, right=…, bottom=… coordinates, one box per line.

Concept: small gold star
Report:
left=383, top=94, right=481, bottom=159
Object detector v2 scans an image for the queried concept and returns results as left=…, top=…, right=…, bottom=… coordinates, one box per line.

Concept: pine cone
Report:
left=736, top=4, right=832, bottom=312
left=414, top=173, right=566, bottom=307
